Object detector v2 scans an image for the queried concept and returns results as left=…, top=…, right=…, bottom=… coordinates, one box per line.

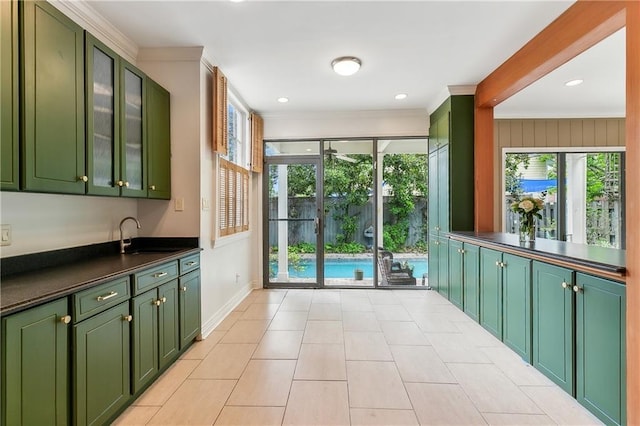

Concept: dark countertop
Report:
left=449, top=232, right=625, bottom=278
left=1, top=238, right=200, bottom=316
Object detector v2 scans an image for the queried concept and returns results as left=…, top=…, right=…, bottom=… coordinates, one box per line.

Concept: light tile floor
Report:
left=113, top=289, right=603, bottom=425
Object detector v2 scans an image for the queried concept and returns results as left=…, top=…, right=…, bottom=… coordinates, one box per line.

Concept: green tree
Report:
left=504, top=153, right=531, bottom=197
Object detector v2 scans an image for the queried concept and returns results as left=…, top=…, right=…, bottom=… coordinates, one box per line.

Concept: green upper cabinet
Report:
left=462, top=242, right=480, bottom=322
left=85, top=33, right=121, bottom=196
left=2, top=298, right=70, bottom=426
left=575, top=273, right=626, bottom=426
left=21, top=0, right=86, bottom=194
left=428, top=149, right=438, bottom=234
left=532, top=261, right=574, bottom=394
left=501, top=253, right=532, bottom=362
left=119, top=61, right=147, bottom=197
left=146, top=78, right=172, bottom=199
left=1, top=0, right=19, bottom=190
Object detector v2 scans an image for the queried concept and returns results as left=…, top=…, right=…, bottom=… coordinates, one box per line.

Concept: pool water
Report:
left=271, top=257, right=428, bottom=279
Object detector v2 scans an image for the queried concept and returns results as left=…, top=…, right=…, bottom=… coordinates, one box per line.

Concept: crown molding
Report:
left=448, top=85, right=477, bottom=96
left=262, top=108, right=428, bottom=121
left=138, top=47, right=205, bottom=63
left=48, top=0, right=138, bottom=63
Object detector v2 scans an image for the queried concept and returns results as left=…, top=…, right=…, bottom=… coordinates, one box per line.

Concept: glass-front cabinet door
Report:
left=86, top=34, right=120, bottom=196
left=120, top=61, right=146, bottom=197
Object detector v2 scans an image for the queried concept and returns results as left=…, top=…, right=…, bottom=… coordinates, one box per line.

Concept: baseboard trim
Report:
left=200, top=283, right=253, bottom=338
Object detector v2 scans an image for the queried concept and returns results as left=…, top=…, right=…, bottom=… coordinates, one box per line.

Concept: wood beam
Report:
left=474, top=105, right=494, bottom=231
left=626, top=2, right=640, bottom=423
left=476, top=1, right=626, bottom=108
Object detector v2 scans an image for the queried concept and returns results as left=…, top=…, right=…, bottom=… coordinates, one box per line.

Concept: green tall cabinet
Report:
left=532, top=262, right=574, bottom=394
left=21, top=0, right=86, bottom=194
left=2, top=298, right=70, bottom=425
left=146, top=79, right=172, bottom=199
left=1, top=0, right=19, bottom=190
left=427, top=95, right=474, bottom=291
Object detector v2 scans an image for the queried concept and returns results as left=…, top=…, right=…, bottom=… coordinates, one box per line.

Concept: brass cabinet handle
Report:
left=501, top=262, right=507, bottom=268
left=149, top=185, right=156, bottom=190
left=60, top=315, right=71, bottom=324
left=153, top=272, right=168, bottom=278
left=123, top=315, right=133, bottom=322
left=186, top=261, right=198, bottom=267
left=124, top=181, right=130, bottom=188
left=117, top=180, right=124, bottom=187
left=154, top=300, right=162, bottom=306
left=495, top=261, right=500, bottom=267
left=97, top=291, right=118, bottom=302
left=561, top=281, right=568, bottom=289
left=182, top=286, right=187, bottom=292
left=161, top=297, right=167, bottom=303
left=79, top=175, right=88, bottom=182
left=573, top=285, right=583, bottom=293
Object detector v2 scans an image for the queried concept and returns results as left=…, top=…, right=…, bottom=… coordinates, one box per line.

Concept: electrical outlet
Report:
left=175, top=198, right=185, bottom=211
left=1, top=224, right=12, bottom=246
left=201, top=198, right=210, bottom=211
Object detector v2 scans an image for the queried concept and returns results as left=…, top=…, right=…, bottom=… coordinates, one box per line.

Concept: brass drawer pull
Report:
left=154, top=300, right=161, bottom=306
left=161, top=297, right=167, bottom=303
left=182, top=286, right=187, bottom=292
left=60, top=315, right=71, bottom=324
left=123, top=315, right=133, bottom=322
left=153, top=272, right=168, bottom=278
left=149, top=185, right=156, bottom=190
left=185, top=261, right=198, bottom=267
left=97, top=291, right=118, bottom=301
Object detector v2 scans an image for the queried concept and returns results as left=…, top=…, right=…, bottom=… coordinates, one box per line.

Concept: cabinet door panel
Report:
left=462, top=243, right=480, bottom=322
left=428, top=150, right=438, bottom=233
left=1, top=0, right=19, bottom=190
left=479, top=248, right=502, bottom=339
left=437, top=145, right=450, bottom=233
left=3, top=298, right=69, bottom=425
left=502, top=254, right=531, bottom=362
left=120, top=62, right=146, bottom=197
left=158, top=280, right=180, bottom=368
left=74, top=302, right=130, bottom=426
left=532, top=262, right=573, bottom=394
left=132, top=290, right=158, bottom=394
left=179, top=270, right=201, bottom=349
left=576, top=274, right=626, bottom=426
left=437, top=236, right=449, bottom=298
left=86, top=34, right=120, bottom=196
left=427, top=234, right=439, bottom=291
left=22, top=1, right=85, bottom=194
left=448, top=240, right=463, bottom=309
left=146, top=79, right=171, bottom=199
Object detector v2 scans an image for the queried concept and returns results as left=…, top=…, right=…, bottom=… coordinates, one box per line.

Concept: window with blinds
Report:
left=219, top=158, right=249, bottom=236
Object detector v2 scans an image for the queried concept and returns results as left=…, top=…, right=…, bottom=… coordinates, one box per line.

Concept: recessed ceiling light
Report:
left=565, top=79, right=584, bottom=87
left=277, top=97, right=289, bottom=103
left=229, top=0, right=245, bottom=3
left=331, top=56, right=361, bottom=76
left=395, top=93, right=408, bottom=100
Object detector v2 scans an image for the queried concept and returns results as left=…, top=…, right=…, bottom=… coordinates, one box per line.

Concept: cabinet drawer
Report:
left=73, top=277, right=131, bottom=322
left=180, top=254, right=200, bottom=275
left=133, top=261, right=178, bottom=295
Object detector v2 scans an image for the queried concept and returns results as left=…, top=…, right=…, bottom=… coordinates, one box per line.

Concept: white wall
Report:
left=0, top=192, right=137, bottom=257
left=264, top=109, right=429, bottom=140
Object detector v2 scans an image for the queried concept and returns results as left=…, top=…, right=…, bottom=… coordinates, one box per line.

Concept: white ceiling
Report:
left=86, top=0, right=623, bottom=118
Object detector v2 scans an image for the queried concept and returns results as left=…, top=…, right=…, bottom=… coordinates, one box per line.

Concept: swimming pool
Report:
left=270, top=257, right=428, bottom=279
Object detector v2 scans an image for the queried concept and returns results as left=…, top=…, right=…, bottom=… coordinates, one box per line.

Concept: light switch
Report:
left=202, top=198, right=210, bottom=211
left=1, top=224, right=11, bottom=246
left=175, top=198, right=185, bottom=212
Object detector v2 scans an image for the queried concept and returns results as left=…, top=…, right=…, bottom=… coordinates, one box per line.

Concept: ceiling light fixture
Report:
left=229, top=0, right=245, bottom=3
left=331, top=56, right=361, bottom=76
left=277, top=97, right=289, bottom=103
left=395, top=93, right=408, bottom=100
left=565, top=79, right=584, bottom=87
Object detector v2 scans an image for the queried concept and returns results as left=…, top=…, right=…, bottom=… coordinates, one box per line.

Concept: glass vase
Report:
left=519, top=220, right=535, bottom=243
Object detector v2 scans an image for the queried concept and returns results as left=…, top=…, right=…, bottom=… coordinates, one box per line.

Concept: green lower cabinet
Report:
left=532, top=262, right=574, bottom=394
left=427, top=234, right=439, bottom=291
left=132, top=280, right=179, bottom=394
left=501, top=254, right=532, bottom=362
left=180, top=270, right=202, bottom=350
left=479, top=248, right=502, bottom=339
left=576, top=273, right=626, bottom=426
left=462, top=243, right=480, bottom=322
left=437, top=235, right=449, bottom=298
left=74, top=301, right=131, bottom=426
left=2, top=298, right=70, bottom=425
left=448, top=239, right=463, bottom=309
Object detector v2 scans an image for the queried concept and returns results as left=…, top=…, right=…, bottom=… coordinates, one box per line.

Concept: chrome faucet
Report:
left=119, top=216, right=141, bottom=254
